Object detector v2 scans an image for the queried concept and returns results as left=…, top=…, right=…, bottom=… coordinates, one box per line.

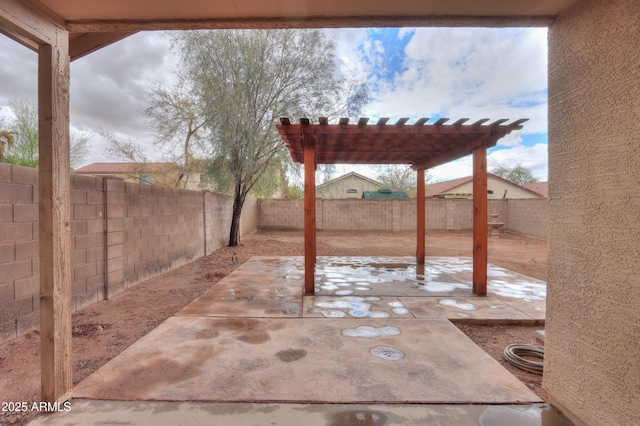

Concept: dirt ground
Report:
left=0, top=231, right=547, bottom=425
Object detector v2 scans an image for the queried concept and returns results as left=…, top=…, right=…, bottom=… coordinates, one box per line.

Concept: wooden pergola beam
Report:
left=416, top=169, right=426, bottom=264
left=472, top=141, right=488, bottom=295
left=303, top=131, right=316, bottom=295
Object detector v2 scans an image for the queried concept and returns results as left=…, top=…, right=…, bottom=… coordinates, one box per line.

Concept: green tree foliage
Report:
left=2, top=98, right=90, bottom=169
left=101, top=129, right=148, bottom=163
left=70, top=132, right=91, bottom=170
left=491, top=163, right=540, bottom=185
left=0, top=114, right=16, bottom=160
left=376, top=164, right=430, bottom=192
left=5, top=98, right=38, bottom=167
left=175, top=29, right=368, bottom=245
left=143, top=77, right=210, bottom=188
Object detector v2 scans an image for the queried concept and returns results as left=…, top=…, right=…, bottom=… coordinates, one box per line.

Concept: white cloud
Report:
left=363, top=28, right=548, bottom=135
left=1, top=28, right=548, bottom=180
left=487, top=143, right=548, bottom=181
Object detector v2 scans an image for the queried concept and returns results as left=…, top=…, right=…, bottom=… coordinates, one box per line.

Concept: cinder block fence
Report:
left=258, top=198, right=547, bottom=239
left=0, top=164, right=258, bottom=343
left=0, top=163, right=546, bottom=343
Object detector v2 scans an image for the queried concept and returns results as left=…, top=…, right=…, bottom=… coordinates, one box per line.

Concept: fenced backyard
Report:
left=0, top=163, right=546, bottom=344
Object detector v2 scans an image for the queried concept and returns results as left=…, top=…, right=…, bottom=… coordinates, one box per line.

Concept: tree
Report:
left=143, top=77, right=210, bottom=188
left=175, top=29, right=368, bottom=246
left=100, top=129, right=148, bottom=163
left=0, top=115, right=16, bottom=161
left=2, top=98, right=90, bottom=168
left=375, top=164, right=430, bottom=192
left=70, top=132, right=91, bottom=170
left=492, top=163, right=540, bottom=185
left=5, top=98, right=38, bottom=167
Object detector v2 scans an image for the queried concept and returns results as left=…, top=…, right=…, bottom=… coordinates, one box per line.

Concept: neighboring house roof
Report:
left=424, top=176, right=474, bottom=197
left=74, top=162, right=177, bottom=175
left=363, top=189, right=409, bottom=199
left=424, top=173, right=543, bottom=198
left=523, top=181, right=549, bottom=197
left=316, top=171, right=383, bottom=190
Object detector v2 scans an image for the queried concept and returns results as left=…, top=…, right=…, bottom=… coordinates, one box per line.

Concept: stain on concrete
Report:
left=215, top=318, right=271, bottom=344
left=111, top=346, right=214, bottom=398
left=370, top=346, right=404, bottom=361
left=238, top=357, right=271, bottom=372
left=194, top=329, right=219, bottom=339
left=276, top=348, right=307, bottom=362
left=329, top=409, right=390, bottom=426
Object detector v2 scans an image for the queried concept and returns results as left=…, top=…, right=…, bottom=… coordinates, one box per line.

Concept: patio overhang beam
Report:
left=64, top=15, right=553, bottom=34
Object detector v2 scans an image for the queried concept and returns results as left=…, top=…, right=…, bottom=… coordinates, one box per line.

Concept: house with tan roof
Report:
left=424, top=173, right=543, bottom=199
left=316, top=171, right=386, bottom=199
left=523, top=181, right=549, bottom=198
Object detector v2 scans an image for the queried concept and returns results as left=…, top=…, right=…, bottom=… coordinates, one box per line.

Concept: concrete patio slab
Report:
left=45, top=256, right=553, bottom=426
left=28, top=400, right=570, bottom=426
left=177, top=283, right=302, bottom=318
left=500, top=298, right=546, bottom=321
left=314, top=256, right=471, bottom=297
left=73, top=316, right=541, bottom=404
left=303, top=296, right=414, bottom=318
left=399, top=297, right=537, bottom=323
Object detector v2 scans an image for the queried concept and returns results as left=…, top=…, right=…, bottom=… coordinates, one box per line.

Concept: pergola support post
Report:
left=38, top=27, right=73, bottom=403
left=472, top=141, right=488, bottom=295
left=416, top=169, right=426, bottom=264
left=303, top=131, right=316, bottom=295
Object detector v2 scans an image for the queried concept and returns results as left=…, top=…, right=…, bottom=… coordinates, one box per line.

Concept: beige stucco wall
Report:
left=316, top=175, right=383, bottom=199
left=546, top=1, right=640, bottom=425
left=445, top=177, right=540, bottom=199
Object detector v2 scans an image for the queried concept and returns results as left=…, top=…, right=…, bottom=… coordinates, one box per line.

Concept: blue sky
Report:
left=0, top=27, right=548, bottom=183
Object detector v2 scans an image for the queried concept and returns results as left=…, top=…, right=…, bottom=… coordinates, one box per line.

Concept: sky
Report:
left=0, top=27, right=548, bottom=183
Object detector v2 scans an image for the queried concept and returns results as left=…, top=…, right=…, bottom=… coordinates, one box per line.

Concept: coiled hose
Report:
left=503, top=344, right=544, bottom=374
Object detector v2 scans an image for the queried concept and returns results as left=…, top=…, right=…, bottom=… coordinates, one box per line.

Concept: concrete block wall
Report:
left=319, top=199, right=393, bottom=231
left=0, top=164, right=258, bottom=344
left=204, top=192, right=233, bottom=254
left=71, top=173, right=107, bottom=311
left=240, top=197, right=259, bottom=240
left=0, top=164, right=39, bottom=343
left=105, top=179, right=206, bottom=298
left=259, top=198, right=547, bottom=238
left=258, top=199, right=303, bottom=230
left=506, top=199, right=547, bottom=239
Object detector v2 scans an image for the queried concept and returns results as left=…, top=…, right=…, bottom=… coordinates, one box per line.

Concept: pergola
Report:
left=276, top=116, right=526, bottom=295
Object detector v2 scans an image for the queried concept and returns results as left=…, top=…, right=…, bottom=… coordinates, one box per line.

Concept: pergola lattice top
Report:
left=277, top=117, right=527, bottom=170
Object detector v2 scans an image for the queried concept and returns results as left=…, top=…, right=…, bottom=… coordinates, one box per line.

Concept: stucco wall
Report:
left=316, top=174, right=383, bottom=199
left=546, top=1, right=640, bottom=425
